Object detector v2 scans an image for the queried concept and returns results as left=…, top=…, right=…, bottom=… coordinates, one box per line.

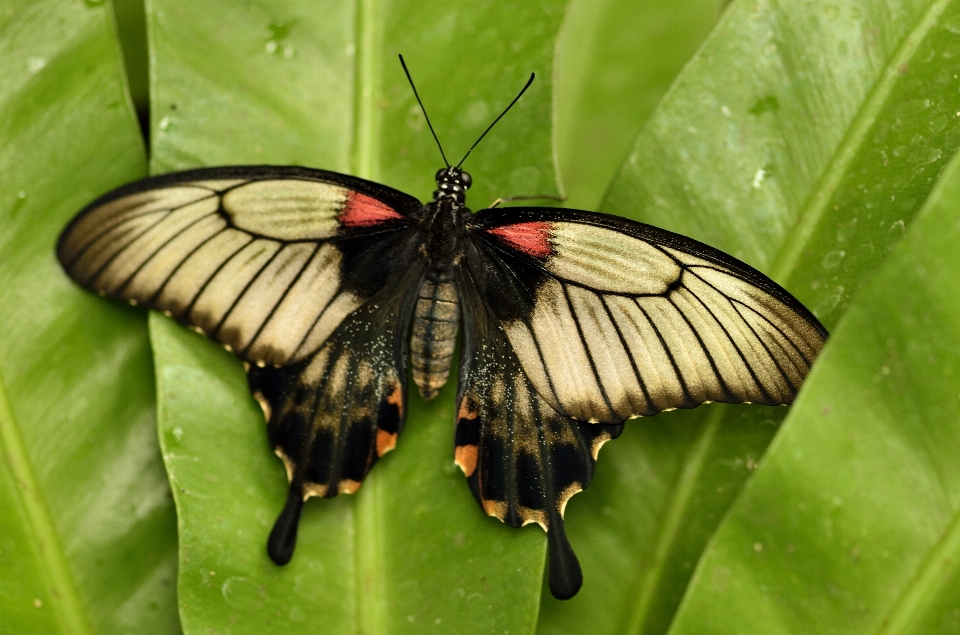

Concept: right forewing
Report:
left=467, top=208, right=828, bottom=425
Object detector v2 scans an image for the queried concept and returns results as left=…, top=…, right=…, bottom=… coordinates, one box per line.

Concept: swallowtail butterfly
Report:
left=57, top=57, right=827, bottom=599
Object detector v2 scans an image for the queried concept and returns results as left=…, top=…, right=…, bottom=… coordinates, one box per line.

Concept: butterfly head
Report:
left=433, top=167, right=472, bottom=207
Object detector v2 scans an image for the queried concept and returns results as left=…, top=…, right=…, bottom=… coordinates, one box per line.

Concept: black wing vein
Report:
left=679, top=276, right=771, bottom=402
left=115, top=211, right=221, bottom=296
left=561, top=283, right=616, bottom=418
left=634, top=299, right=693, bottom=407
left=242, top=243, right=323, bottom=358
left=211, top=242, right=284, bottom=337
left=181, top=235, right=256, bottom=319
left=598, top=295, right=654, bottom=413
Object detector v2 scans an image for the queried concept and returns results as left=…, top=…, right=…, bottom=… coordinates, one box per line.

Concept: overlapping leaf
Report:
left=540, top=1, right=960, bottom=633
left=10, top=0, right=960, bottom=633
left=0, top=2, right=178, bottom=634
left=669, top=118, right=960, bottom=635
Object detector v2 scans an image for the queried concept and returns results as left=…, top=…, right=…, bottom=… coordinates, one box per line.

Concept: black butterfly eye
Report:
left=435, top=168, right=447, bottom=183
left=460, top=171, right=472, bottom=189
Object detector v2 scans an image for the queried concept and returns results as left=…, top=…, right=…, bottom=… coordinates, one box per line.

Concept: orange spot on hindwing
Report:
left=338, top=479, right=362, bottom=494
left=376, top=429, right=397, bottom=456
left=482, top=499, right=508, bottom=520
left=376, top=380, right=402, bottom=458
left=455, top=445, right=478, bottom=477
left=454, top=399, right=480, bottom=477
left=385, top=381, right=404, bottom=417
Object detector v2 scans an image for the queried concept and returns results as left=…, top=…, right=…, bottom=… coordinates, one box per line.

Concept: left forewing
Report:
left=467, top=208, right=828, bottom=425
left=57, top=166, right=420, bottom=368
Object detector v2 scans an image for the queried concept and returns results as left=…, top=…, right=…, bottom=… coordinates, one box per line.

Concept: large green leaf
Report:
left=538, top=0, right=960, bottom=633
left=669, top=112, right=960, bottom=635
left=553, top=0, right=726, bottom=211
left=146, top=1, right=565, bottom=632
left=0, top=2, right=178, bottom=634
left=15, top=0, right=960, bottom=632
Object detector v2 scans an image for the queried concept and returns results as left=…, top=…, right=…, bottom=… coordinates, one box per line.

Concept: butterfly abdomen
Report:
left=410, top=264, right=459, bottom=400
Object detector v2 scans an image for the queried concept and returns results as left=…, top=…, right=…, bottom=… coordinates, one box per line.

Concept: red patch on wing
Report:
left=339, top=192, right=403, bottom=227
left=487, top=222, right=553, bottom=258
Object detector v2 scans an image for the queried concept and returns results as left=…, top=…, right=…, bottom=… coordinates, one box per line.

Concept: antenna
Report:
left=456, top=72, right=535, bottom=169
left=399, top=54, right=449, bottom=168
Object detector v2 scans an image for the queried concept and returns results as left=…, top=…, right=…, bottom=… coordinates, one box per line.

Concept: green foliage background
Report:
left=4, top=0, right=960, bottom=633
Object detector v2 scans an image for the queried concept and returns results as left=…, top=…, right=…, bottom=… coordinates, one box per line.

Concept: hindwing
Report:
left=250, top=257, right=424, bottom=563
left=455, top=272, right=623, bottom=599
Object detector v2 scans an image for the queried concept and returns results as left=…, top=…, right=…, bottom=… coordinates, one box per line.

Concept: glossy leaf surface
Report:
left=0, top=2, right=178, bottom=634
left=670, top=126, right=960, bottom=635
left=554, top=0, right=726, bottom=210
left=12, top=0, right=960, bottom=632
left=541, top=1, right=960, bottom=633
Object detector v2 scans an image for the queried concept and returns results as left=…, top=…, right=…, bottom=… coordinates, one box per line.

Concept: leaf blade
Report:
left=668, top=134, right=960, bottom=634
left=545, top=0, right=960, bottom=632
left=0, top=2, right=179, bottom=633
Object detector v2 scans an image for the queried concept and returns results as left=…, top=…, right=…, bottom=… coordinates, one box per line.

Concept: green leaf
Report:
left=146, top=1, right=566, bottom=632
left=0, top=2, right=178, bottom=634
left=538, top=0, right=960, bottom=633
left=668, top=105, right=960, bottom=635
left=19, top=0, right=960, bottom=631
left=554, top=0, right=726, bottom=211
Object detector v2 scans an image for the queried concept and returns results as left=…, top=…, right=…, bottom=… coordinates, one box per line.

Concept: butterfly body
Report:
left=408, top=167, right=474, bottom=399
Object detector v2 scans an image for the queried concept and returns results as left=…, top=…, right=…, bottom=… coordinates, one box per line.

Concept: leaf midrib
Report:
left=622, top=407, right=724, bottom=635
left=876, top=500, right=960, bottom=633
left=769, top=0, right=955, bottom=284
left=352, top=0, right=388, bottom=634
left=0, top=367, right=91, bottom=635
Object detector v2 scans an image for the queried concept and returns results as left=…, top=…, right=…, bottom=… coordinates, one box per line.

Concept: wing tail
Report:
left=546, top=506, right=581, bottom=600
left=249, top=275, right=419, bottom=565
left=267, top=488, right=305, bottom=565
left=456, top=291, right=622, bottom=599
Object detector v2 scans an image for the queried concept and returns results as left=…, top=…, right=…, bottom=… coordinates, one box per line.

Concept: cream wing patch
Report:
left=58, top=176, right=375, bottom=367
left=222, top=180, right=349, bottom=240
left=546, top=223, right=680, bottom=294
left=247, top=243, right=357, bottom=366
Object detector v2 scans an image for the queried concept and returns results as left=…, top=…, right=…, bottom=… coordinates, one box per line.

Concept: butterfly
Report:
left=56, top=56, right=827, bottom=600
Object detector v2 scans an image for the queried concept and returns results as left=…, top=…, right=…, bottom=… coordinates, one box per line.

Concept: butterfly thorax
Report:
left=423, top=166, right=472, bottom=260
left=409, top=167, right=473, bottom=399
left=422, top=196, right=469, bottom=263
